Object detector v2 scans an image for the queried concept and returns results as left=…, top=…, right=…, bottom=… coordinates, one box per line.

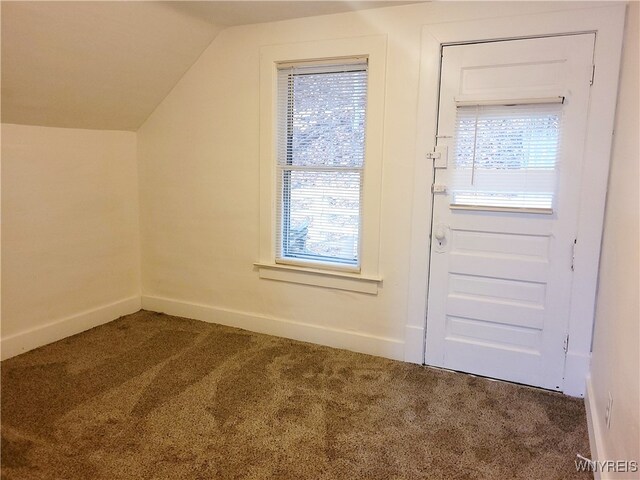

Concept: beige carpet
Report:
left=2, top=310, right=590, bottom=479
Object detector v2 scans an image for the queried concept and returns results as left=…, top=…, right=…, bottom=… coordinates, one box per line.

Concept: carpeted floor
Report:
left=1, top=310, right=591, bottom=479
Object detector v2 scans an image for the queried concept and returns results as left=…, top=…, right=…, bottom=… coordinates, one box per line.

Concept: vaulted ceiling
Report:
left=1, top=1, right=418, bottom=131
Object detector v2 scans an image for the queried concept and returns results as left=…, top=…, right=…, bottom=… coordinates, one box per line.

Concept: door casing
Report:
left=404, top=4, right=626, bottom=397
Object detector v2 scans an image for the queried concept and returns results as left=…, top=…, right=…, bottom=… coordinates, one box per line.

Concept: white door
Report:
left=425, top=35, right=594, bottom=390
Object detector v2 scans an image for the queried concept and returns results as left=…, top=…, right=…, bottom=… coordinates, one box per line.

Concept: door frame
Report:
left=404, top=4, right=626, bottom=397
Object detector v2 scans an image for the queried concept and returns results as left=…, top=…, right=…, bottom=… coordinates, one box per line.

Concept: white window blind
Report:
left=450, top=103, right=563, bottom=212
left=276, top=59, right=368, bottom=268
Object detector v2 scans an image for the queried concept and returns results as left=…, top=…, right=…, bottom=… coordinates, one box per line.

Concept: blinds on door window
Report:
left=276, top=59, right=368, bottom=268
left=450, top=103, right=563, bottom=213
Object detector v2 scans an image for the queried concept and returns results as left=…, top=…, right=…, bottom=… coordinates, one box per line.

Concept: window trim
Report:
left=258, top=35, right=387, bottom=293
left=253, top=262, right=382, bottom=295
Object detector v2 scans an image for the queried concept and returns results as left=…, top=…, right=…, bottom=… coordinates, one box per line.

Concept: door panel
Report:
left=425, top=35, right=594, bottom=390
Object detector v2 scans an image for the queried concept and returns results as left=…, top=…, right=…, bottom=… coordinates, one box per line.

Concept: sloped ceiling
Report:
left=1, top=1, right=418, bottom=131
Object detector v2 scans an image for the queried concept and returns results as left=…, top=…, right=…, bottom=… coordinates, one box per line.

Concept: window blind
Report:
left=450, top=103, right=563, bottom=212
left=276, top=60, right=368, bottom=267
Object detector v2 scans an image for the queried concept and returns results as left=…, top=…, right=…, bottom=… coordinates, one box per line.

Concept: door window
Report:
left=450, top=102, right=563, bottom=212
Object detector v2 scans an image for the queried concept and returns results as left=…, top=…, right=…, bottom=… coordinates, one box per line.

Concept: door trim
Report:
left=404, top=4, right=626, bottom=397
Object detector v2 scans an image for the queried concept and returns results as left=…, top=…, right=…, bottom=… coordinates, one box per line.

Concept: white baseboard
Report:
left=141, top=295, right=404, bottom=361
left=1, top=296, right=141, bottom=360
left=585, top=374, right=605, bottom=480
left=563, top=350, right=591, bottom=397
left=403, top=324, right=424, bottom=364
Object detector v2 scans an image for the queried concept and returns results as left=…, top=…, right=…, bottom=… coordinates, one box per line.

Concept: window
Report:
left=450, top=102, right=563, bottom=212
left=276, top=60, right=368, bottom=269
left=257, top=36, right=386, bottom=293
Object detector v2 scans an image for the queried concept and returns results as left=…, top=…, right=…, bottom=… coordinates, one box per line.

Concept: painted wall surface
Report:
left=137, top=2, right=609, bottom=356
left=590, top=2, right=640, bottom=470
left=1, top=124, right=141, bottom=348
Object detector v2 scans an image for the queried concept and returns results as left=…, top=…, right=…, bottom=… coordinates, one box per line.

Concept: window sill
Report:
left=254, top=262, right=382, bottom=294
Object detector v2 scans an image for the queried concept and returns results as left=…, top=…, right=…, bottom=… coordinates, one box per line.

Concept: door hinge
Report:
left=425, top=151, right=440, bottom=160
left=563, top=334, right=570, bottom=353
left=571, top=238, right=577, bottom=271
left=590, top=65, right=595, bottom=85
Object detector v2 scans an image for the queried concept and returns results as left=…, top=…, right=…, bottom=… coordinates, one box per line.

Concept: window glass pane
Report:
left=278, top=67, right=367, bottom=167
left=280, top=170, right=360, bottom=265
left=451, top=103, right=562, bottom=210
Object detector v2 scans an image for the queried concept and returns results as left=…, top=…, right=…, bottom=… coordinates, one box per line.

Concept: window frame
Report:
left=276, top=59, right=368, bottom=271
left=257, top=35, right=387, bottom=293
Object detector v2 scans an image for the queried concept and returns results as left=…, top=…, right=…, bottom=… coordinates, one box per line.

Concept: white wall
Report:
left=588, top=2, right=640, bottom=472
left=1, top=124, right=141, bottom=358
left=137, top=2, right=613, bottom=358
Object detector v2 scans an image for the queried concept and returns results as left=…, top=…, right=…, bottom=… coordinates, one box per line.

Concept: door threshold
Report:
left=421, top=363, right=568, bottom=396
